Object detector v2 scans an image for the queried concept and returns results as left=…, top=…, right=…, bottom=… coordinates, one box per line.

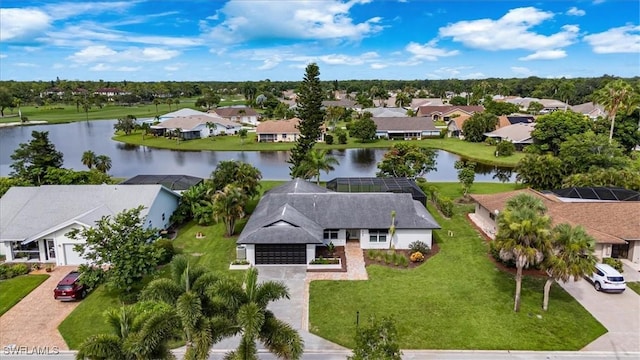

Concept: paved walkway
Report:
left=0, top=266, right=79, bottom=350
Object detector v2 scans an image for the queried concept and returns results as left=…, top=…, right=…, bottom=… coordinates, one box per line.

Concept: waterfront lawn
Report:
left=308, top=182, right=606, bottom=350
left=58, top=180, right=283, bottom=349
left=0, top=274, right=49, bottom=316
left=114, top=131, right=524, bottom=166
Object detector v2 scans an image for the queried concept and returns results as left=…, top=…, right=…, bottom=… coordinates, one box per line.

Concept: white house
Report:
left=0, top=185, right=180, bottom=266
left=151, top=115, right=241, bottom=139
left=237, top=180, right=440, bottom=265
left=256, top=118, right=325, bottom=143
left=211, top=106, right=260, bottom=126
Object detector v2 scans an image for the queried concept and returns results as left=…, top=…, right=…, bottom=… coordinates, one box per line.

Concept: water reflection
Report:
left=0, top=119, right=516, bottom=182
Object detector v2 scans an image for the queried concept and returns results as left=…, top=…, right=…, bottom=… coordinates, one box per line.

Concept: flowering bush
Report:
left=410, top=251, right=425, bottom=263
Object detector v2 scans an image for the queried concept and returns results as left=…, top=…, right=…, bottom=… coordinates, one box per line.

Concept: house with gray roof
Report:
left=362, top=107, right=408, bottom=118
left=0, top=185, right=180, bottom=265
left=372, top=117, right=440, bottom=140
left=484, top=123, right=535, bottom=150
left=151, top=115, right=241, bottom=139
left=237, top=179, right=440, bottom=265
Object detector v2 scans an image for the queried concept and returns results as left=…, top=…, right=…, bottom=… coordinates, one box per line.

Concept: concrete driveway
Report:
left=559, top=276, right=640, bottom=353
left=0, top=266, right=79, bottom=350
left=212, top=266, right=346, bottom=353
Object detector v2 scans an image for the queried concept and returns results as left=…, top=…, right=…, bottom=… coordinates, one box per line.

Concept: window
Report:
left=323, top=229, right=339, bottom=240
left=369, top=229, right=388, bottom=242
left=162, top=213, right=165, bottom=221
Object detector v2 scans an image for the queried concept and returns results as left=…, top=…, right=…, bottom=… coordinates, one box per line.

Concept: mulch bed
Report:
left=466, top=213, right=546, bottom=277
left=307, top=246, right=347, bottom=272
left=363, top=242, right=440, bottom=269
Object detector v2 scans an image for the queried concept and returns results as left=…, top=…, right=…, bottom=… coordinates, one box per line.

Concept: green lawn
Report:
left=0, top=274, right=49, bottom=316
left=58, top=180, right=284, bottom=349
left=627, top=282, right=640, bottom=295
left=114, top=132, right=524, bottom=166
left=308, top=182, right=606, bottom=350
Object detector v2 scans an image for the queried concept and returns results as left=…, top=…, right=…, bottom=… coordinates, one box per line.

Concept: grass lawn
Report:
left=627, top=282, right=640, bottom=295
left=308, top=182, right=606, bottom=350
left=58, top=180, right=284, bottom=349
left=114, top=131, right=523, bottom=167
left=0, top=274, right=49, bottom=316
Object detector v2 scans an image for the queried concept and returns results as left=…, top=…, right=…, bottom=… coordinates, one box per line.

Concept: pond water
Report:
left=0, top=120, right=515, bottom=182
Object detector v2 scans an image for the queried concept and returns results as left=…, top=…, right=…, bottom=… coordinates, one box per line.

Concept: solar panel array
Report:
left=326, top=177, right=427, bottom=205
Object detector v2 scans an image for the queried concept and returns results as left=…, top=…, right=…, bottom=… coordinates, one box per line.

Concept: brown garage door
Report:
left=255, top=244, right=307, bottom=265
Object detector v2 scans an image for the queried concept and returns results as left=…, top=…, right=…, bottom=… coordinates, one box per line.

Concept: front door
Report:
left=611, top=243, right=629, bottom=260
left=46, top=239, right=56, bottom=261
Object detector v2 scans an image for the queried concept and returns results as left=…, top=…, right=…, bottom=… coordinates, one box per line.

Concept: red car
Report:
left=53, top=271, right=86, bottom=301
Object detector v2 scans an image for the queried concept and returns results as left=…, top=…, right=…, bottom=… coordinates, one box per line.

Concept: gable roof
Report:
left=0, top=185, right=180, bottom=242
left=484, top=123, right=535, bottom=143
left=238, top=180, right=440, bottom=245
left=322, top=99, right=356, bottom=108
left=159, top=108, right=211, bottom=119
left=120, top=174, right=204, bottom=191
left=213, top=107, right=259, bottom=117
left=446, top=114, right=472, bottom=131
left=470, top=189, right=639, bottom=244
left=154, top=115, right=238, bottom=131
left=256, top=118, right=301, bottom=134
left=373, top=117, right=438, bottom=132
left=417, top=105, right=484, bottom=117
left=362, top=107, right=408, bottom=117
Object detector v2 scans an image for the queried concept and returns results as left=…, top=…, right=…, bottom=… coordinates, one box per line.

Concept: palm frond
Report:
left=177, top=291, right=203, bottom=332
left=255, top=281, right=290, bottom=309
left=76, top=334, right=125, bottom=360
left=139, top=278, right=183, bottom=305
left=259, top=313, right=304, bottom=360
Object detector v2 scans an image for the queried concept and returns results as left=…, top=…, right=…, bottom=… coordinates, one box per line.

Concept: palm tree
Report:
left=300, top=149, right=340, bottom=185
left=141, top=255, right=233, bottom=360
left=76, top=302, right=178, bottom=360
left=81, top=150, right=97, bottom=169
left=212, top=184, right=247, bottom=236
left=166, top=98, right=173, bottom=111
left=217, top=267, right=304, bottom=360
left=153, top=98, right=162, bottom=116
left=238, top=128, right=248, bottom=145
left=175, top=128, right=183, bottom=144
left=494, top=194, right=552, bottom=312
left=95, top=155, right=112, bottom=173
left=593, top=79, right=639, bottom=143
left=541, top=224, right=596, bottom=311
left=395, top=92, right=410, bottom=108
left=140, top=122, right=151, bottom=140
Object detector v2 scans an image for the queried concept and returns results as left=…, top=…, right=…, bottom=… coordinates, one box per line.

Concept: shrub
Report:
left=0, top=265, right=10, bottom=280
left=435, top=195, right=454, bottom=217
left=384, top=252, right=393, bottom=264
left=496, top=141, right=516, bottom=156
left=603, top=258, right=623, bottom=273
left=410, top=252, right=425, bottom=263
left=408, top=241, right=430, bottom=255
left=325, top=134, right=334, bottom=145
left=232, top=259, right=249, bottom=265
left=367, top=249, right=377, bottom=260
left=154, top=238, right=175, bottom=265
left=338, top=132, right=347, bottom=144
left=77, top=264, right=106, bottom=292
left=31, top=263, right=41, bottom=272
left=399, top=256, right=409, bottom=268
left=484, top=137, right=497, bottom=146
left=393, top=252, right=404, bottom=266
left=12, top=263, right=29, bottom=276
left=489, top=241, right=516, bottom=268
left=311, top=258, right=340, bottom=265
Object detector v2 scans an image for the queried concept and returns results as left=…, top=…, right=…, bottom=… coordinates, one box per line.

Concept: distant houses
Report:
left=372, top=117, right=440, bottom=140
left=210, top=106, right=260, bottom=126
left=256, top=118, right=326, bottom=143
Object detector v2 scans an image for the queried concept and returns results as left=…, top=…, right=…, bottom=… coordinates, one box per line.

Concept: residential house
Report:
left=447, top=113, right=533, bottom=139
left=237, top=179, right=440, bottom=265
left=361, top=107, right=408, bottom=117
left=502, top=97, right=569, bottom=113
left=469, top=188, right=640, bottom=267
left=372, top=117, right=440, bottom=140
left=417, top=105, right=484, bottom=121
left=571, top=102, right=607, bottom=120
left=120, top=174, right=204, bottom=193
left=211, top=106, right=260, bottom=126
left=322, top=99, right=357, bottom=110
left=159, top=108, right=213, bottom=121
left=446, top=114, right=472, bottom=138
left=0, top=185, right=180, bottom=265
left=326, top=177, right=428, bottom=205
left=483, top=123, right=535, bottom=150
left=93, top=88, right=131, bottom=98
left=151, top=115, right=241, bottom=139
left=39, top=87, right=65, bottom=98
left=410, top=98, right=445, bottom=110
left=256, top=118, right=325, bottom=142
left=497, top=114, right=535, bottom=128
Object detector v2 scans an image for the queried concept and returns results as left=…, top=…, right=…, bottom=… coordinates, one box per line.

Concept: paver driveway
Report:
left=0, top=266, right=79, bottom=350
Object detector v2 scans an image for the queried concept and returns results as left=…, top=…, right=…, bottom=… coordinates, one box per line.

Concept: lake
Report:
left=0, top=120, right=515, bottom=182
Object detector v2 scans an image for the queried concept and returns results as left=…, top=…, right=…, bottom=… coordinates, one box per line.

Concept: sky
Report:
left=0, top=0, right=639, bottom=82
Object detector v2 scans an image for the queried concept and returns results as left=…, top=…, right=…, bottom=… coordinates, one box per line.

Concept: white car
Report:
left=589, top=263, right=626, bottom=292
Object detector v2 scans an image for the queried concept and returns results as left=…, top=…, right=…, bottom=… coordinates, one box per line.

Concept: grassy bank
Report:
left=308, top=182, right=605, bottom=350
left=0, top=274, right=50, bottom=316
left=114, top=131, right=524, bottom=167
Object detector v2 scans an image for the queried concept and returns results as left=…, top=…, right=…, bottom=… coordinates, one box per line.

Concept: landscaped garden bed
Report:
left=308, top=245, right=346, bottom=272
left=363, top=242, right=440, bottom=269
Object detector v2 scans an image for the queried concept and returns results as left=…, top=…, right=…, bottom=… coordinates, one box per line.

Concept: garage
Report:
left=255, top=244, right=307, bottom=265
left=63, top=244, right=86, bottom=265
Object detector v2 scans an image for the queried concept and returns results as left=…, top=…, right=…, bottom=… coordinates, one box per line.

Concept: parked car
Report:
left=53, top=271, right=86, bottom=301
left=589, top=263, right=626, bottom=292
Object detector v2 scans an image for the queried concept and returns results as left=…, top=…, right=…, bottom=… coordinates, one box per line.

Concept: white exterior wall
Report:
left=241, top=116, right=258, bottom=125
left=220, top=125, right=241, bottom=135
left=396, top=229, right=433, bottom=249
left=306, top=244, right=316, bottom=264
left=146, top=190, right=180, bottom=231
left=257, top=133, right=299, bottom=142
left=1, top=242, right=11, bottom=259
left=245, top=244, right=256, bottom=265
left=329, top=229, right=347, bottom=246
left=42, top=223, right=90, bottom=266
left=629, top=240, right=640, bottom=264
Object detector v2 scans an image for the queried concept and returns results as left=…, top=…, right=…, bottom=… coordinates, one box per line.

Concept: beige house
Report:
left=469, top=189, right=640, bottom=268
left=256, top=118, right=325, bottom=143
left=417, top=105, right=484, bottom=121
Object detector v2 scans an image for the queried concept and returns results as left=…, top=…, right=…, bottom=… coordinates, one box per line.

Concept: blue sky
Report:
left=1, top=0, right=638, bottom=81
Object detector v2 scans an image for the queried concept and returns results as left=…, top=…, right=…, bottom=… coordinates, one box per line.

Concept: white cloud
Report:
left=566, top=7, right=586, bottom=16
left=0, top=54, right=7, bottom=59
left=519, top=49, right=567, bottom=60
left=68, top=45, right=180, bottom=63
left=16, top=63, right=38, bottom=67
left=584, top=25, right=640, bottom=53
left=370, top=63, right=388, bottom=69
left=53, top=63, right=64, bottom=69
left=405, top=40, right=459, bottom=61
left=0, top=9, right=51, bottom=41
left=425, top=66, right=474, bottom=79
left=257, top=58, right=281, bottom=70
left=202, top=0, right=383, bottom=43
left=318, top=52, right=378, bottom=65
left=90, top=63, right=110, bottom=71
left=511, top=66, right=533, bottom=76
left=439, top=7, right=579, bottom=53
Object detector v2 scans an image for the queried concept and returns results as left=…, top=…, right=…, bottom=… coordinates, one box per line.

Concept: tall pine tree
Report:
left=289, top=63, right=324, bottom=178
